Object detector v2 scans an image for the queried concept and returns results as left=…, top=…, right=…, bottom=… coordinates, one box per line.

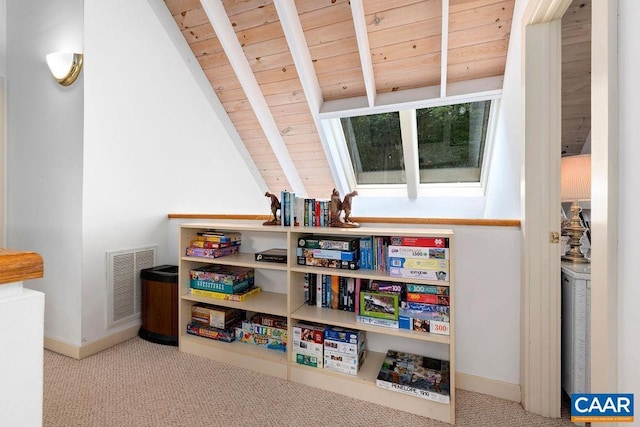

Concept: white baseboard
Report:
left=456, top=372, right=521, bottom=403
left=44, top=325, right=140, bottom=360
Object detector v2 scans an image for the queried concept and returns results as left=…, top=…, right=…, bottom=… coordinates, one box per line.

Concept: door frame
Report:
left=520, top=0, right=617, bottom=418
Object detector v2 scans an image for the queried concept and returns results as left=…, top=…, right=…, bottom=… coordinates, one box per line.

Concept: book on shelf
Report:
left=255, top=248, right=287, bottom=263
left=185, top=245, right=239, bottom=259
left=188, top=286, right=262, bottom=302
left=376, top=349, right=451, bottom=404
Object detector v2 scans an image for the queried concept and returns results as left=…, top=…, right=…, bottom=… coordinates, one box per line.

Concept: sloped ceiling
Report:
left=163, top=0, right=514, bottom=199
left=561, top=0, right=591, bottom=156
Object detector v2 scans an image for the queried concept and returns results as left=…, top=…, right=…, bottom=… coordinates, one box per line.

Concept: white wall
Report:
left=483, top=0, right=527, bottom=219
left=617, top=0, right=640, bottom=401
left=6, top=0, right=84, bottom=346
left=81, top=0, right=267, bottom=342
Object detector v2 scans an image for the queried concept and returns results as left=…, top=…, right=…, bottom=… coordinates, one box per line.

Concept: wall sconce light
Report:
left=46, top=52, right=83, bottom=86
left=560, top=153, right=591, bottom=263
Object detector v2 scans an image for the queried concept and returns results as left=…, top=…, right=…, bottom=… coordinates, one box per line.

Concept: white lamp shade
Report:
left=561, top=154, right=591, bottom=201
left=46, top=52, right=83, bottom=85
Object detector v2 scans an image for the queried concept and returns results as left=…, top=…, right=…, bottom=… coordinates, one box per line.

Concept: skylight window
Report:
left=416, top=101, right=491, bottom=184
left=324, top=98, right=498, bottom=199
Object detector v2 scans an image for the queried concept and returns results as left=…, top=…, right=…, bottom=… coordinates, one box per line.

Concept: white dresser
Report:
left=561, top=261, right=591, bottom=397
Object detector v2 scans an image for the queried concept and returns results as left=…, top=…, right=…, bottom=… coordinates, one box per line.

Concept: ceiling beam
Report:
left=350, top=0, right=376, bottom=107
left=319, top=76, right=503, bottom=119
left=273, top=0, right=351, bottom=194
left=272, top=0, right=323, bottom=113
left=199, top=0, right=306, bottom=195
left=440, top=0, right=449, bottom=97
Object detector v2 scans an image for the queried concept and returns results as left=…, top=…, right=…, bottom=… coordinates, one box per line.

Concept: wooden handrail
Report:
left=0, top=249, right=44, bottom=285
left=167, top=213, right=520, bottom=228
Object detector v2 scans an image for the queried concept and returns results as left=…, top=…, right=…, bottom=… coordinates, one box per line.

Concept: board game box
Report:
left=355, top=315, right=399, bottom=329
left=360, top=290, right=399, bottom=321
left=186, top=322, right=237, bottom=343
left=387, top=245, right=450, bottom=260
left=297, top=235, right=360, bottom=251
left=293, top=322, right=325, bottom=344
left=235, top=329, right=287, bottom=352
left=376, top=349, right=450, bottom=404
left=191, top=303, right=244, bottom=329
left=190, top=265, right=254, bottom=284
left=254, top=248, right=287, bottom=263
left=389, top=267, right=449, bottom=281
left=185, top=245, right=239, bottom=259
left=188, top=286, right=261, bottom=302
left=189, top=278, right=252, bottom=294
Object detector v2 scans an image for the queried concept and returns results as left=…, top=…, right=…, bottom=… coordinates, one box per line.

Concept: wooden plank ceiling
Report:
left=561, top=0, right=591, bottom=156
left=164, top=0, right=514, bottom=199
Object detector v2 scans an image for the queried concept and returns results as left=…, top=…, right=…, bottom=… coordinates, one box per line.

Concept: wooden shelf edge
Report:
left=169, top=213, right=520, bottom=228
left=0, top=249, right=44, bottom=285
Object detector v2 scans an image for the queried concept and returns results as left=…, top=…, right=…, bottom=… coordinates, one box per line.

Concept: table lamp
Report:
left=560, top=154, right=591, bottom=263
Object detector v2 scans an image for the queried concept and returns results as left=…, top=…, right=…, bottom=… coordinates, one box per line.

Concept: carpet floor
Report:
left=43, top=337, right=573, bottom=427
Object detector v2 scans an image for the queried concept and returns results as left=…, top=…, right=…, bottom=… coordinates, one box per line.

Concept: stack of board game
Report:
left=376, top=349, right=451, bottom=404
left=398, top=284, right=450, bottom=336
left=296, top=235, right=360, bottom=270
left=235, top=314, right=287, bottom=353
left=292, top=322, right=325, bottom=368
left=387, top=236, right=450, bottom=281
left=185, top=230, right=242, bottom=259
left=186, top=303, right=245, bottom=342
left=188, top=265, right=262, bottom=302
left=323, top=327, right=366, bottom=376
left=356, top=280, right=403, bottom=329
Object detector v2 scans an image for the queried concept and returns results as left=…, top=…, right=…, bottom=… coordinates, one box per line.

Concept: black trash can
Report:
left=139, top=265, right=179, bottom=346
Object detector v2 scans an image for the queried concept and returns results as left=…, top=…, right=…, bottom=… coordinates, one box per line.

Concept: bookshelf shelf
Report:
left=290, top=304, right=451, bottom=345
left=178, top=222, right=455, bottom=424
left=182, top=290, right=288, bottom=318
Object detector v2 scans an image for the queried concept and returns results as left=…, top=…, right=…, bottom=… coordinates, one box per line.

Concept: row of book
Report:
left=279, top=190, right=335, bottom=227
left=304, top=274, right=450, bottom=336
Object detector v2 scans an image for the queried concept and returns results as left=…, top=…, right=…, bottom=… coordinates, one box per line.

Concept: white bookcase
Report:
left=178, top=222, right=455, bottom=424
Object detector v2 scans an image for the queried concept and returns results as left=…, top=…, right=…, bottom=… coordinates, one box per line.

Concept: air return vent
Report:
left=107, top=246, right=156, bottom=328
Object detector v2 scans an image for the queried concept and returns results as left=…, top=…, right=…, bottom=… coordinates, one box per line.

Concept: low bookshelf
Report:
left=178, top=222, right=455, bottom=424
